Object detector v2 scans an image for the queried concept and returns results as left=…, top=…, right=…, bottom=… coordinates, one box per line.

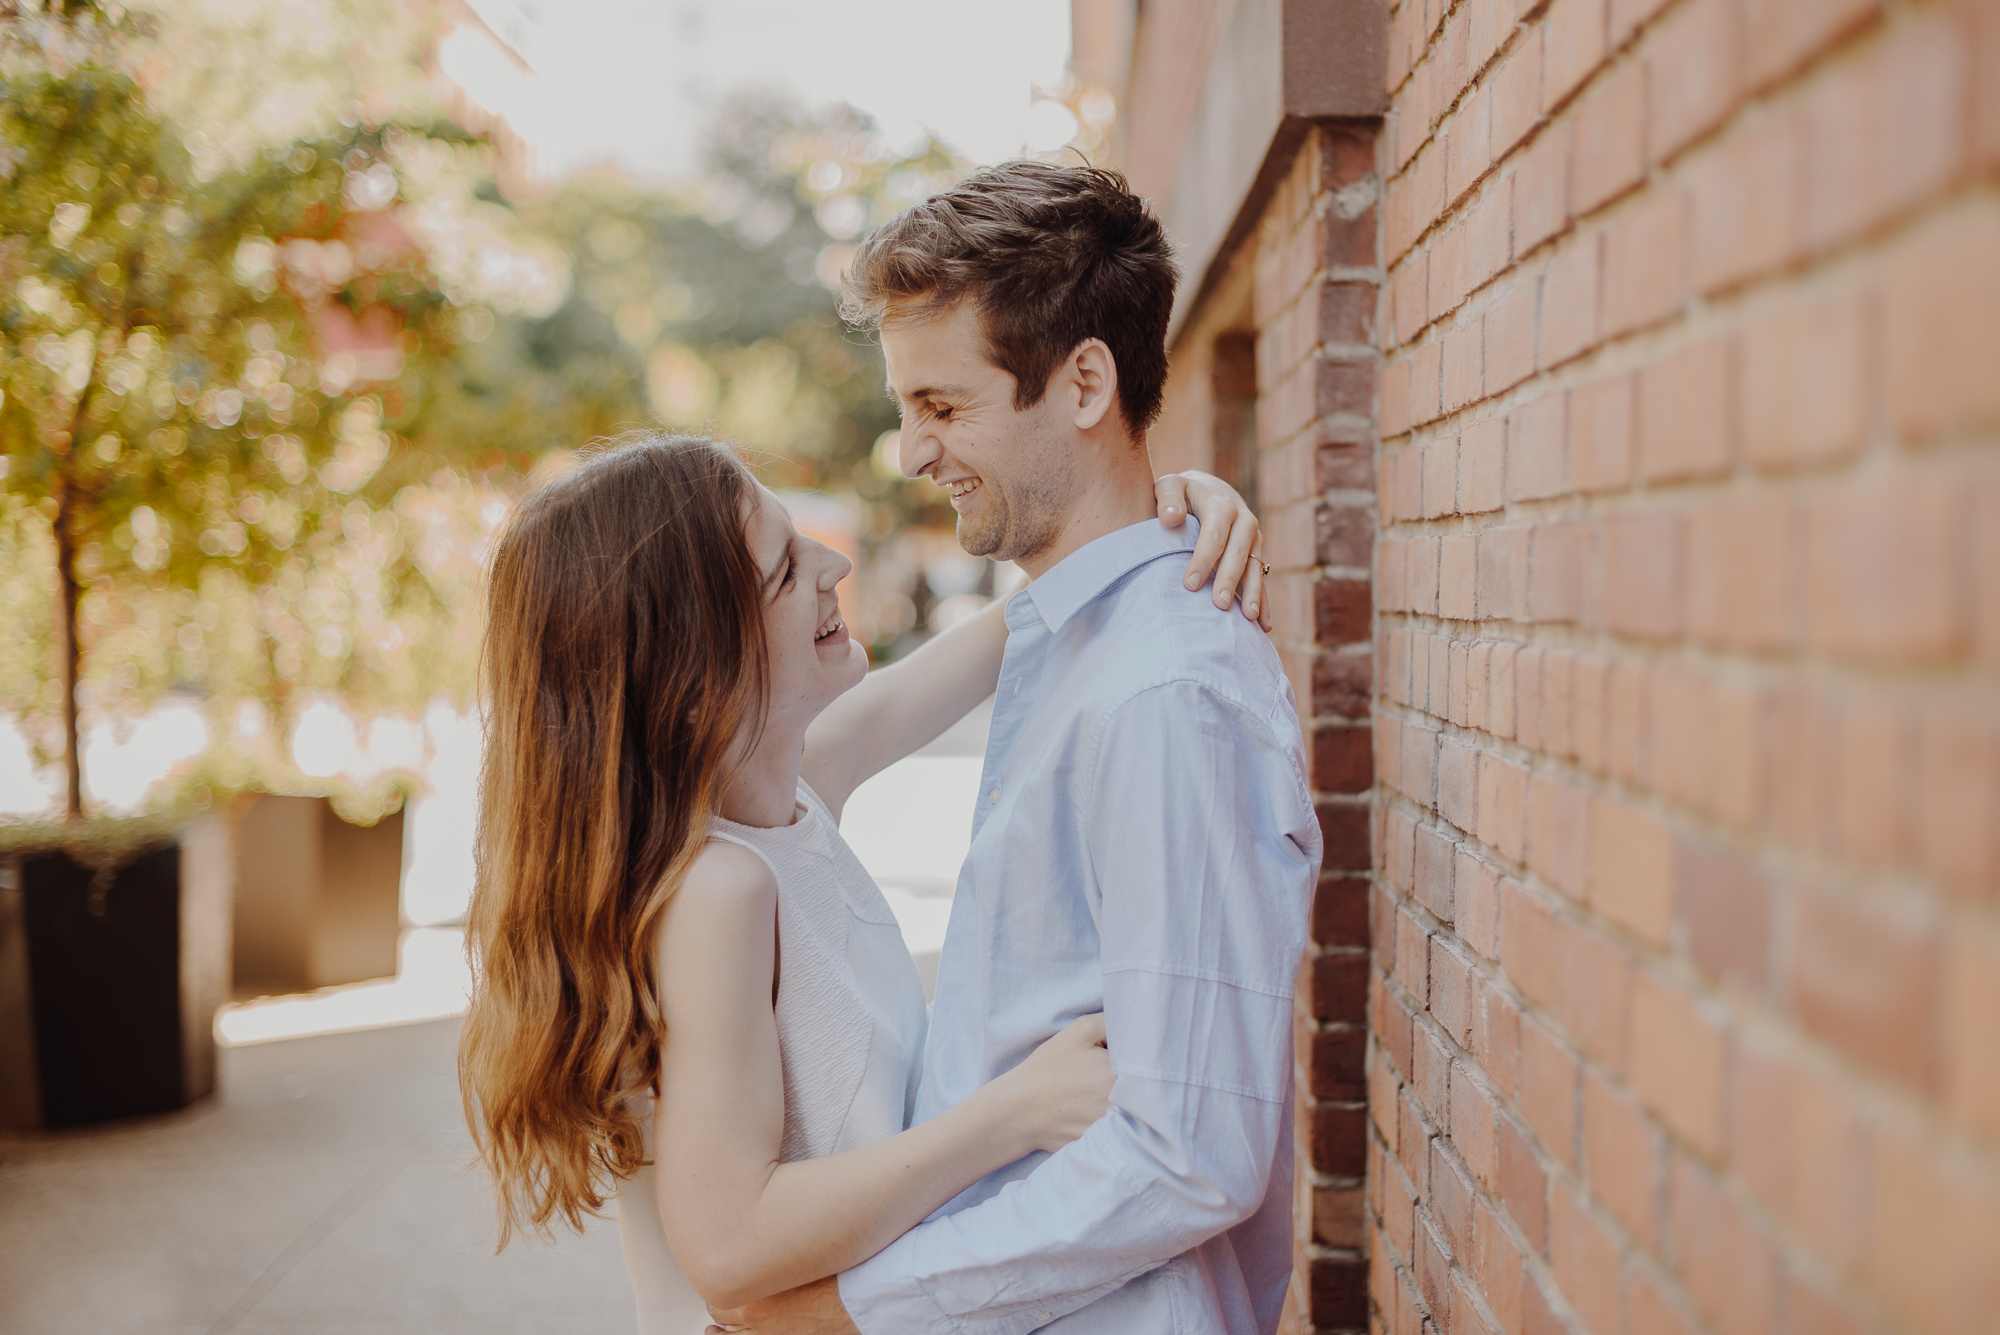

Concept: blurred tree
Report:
left=0, top=2, right=636, bottom=820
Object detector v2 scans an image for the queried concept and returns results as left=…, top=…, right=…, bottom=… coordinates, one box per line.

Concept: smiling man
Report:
left=711, top=162, right=1322, bottom=1335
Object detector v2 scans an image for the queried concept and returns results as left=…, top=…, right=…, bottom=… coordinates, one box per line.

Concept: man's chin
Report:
left=954, top=514, right=1005, bottom=559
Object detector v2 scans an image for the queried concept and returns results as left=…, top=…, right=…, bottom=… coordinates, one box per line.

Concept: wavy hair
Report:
left=459, top=432, right=768, bottom=1246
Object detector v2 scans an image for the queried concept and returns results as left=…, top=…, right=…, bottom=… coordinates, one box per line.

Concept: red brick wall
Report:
left=1252, top=126, right=1386, bottom=1334
left=1364, top=1, right=2000, bottom=1334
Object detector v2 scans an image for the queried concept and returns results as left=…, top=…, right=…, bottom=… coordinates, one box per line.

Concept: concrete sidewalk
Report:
left=0, top=1019, right=635, bottom=1335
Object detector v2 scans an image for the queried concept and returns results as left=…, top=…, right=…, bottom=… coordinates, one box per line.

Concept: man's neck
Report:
left=1015, top=445, right=1157, bottom=579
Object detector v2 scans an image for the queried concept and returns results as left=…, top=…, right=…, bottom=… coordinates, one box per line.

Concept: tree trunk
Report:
left=52, top=468, right=84, bottom=823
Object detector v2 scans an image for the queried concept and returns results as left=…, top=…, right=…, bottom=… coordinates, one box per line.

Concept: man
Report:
left=713, top=162, right=1321, bottom=1334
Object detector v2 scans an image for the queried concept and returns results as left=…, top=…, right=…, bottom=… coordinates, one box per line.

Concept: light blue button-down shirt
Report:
left=839, top=518, right=1323, bottom=1334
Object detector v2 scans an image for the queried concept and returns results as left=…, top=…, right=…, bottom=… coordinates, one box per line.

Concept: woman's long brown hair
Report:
left=460, top=432, right=768, bottom=1246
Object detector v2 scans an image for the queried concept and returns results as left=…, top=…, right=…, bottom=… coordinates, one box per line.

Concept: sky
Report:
left=441, top=0, right=1078, bottom=183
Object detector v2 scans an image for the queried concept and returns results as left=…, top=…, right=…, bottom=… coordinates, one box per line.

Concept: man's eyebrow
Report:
left=760, top=537, right=793, bottom=594
left=888, top=380, right=969, bottom=404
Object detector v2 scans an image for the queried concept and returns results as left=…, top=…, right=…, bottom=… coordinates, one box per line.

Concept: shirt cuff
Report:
left=839, top=1231, right=956, bottom=1335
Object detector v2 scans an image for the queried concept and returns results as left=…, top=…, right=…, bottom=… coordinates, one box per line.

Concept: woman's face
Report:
left=743, top=484, right=868, bottom=726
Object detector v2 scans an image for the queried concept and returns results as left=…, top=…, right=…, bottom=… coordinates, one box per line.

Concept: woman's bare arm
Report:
left=649, top=842, right=1108, bottom=1310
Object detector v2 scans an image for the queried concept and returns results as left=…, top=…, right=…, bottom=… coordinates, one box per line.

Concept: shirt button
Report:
left=988, top=787, right=1002, bottom=804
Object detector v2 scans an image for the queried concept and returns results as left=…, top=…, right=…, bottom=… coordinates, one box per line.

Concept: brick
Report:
left=1803, top=10, right=1970, bottom=255
left=1415, top=824, right=1456, bottom=922
left=1541, top=649, right=1575, bottom=759
left=1506, top=393, right=1567, bottom=500
left=1467, top=641, right=1493, bottom=730
left=1314, top=874, right=1372, bottom=947
left=1460, top=417, right=1507, bottom=514
left=1883, top=198, right=2000, bottom=442
left=1601, top=186, right=1686, bottom=338
left=1314, top=724, right=1375, bottom=793
left=1780, top=1275, right=1871, bottom=1335
left=1423, top=437, right=1460, bottom=518
left=1669, top=1154, right=1781, bottom=1335
left=1488, top=643, right=1518, bottom=739
left=1431, top=938, right=1475, bottom=1048
left=1516, top=648, right=1546, bottom=749
left=1527, top=774, right=1590, bottom=898
left=1743, top=0, right=1880, bottom=92
left=1417, top=1219, right=1452, bottom=1323
left=1685, top=496, right=1796, bottom=652
left=1804, top=475, right=1968, bottom=666
left=1313, top=1185, right=1365, bottom=1251
left=1789, top=883, right=1940, bottom=1093
left=1916, top=709, right=2000, bottom=898
left=1318, top=501, right=1374, bottom=568
left=1477, top=754, right=1528, bottom=863
left=1548, top=1182, right=1621, bottom=1335
left=1977, top=0, right=2000, bottom=172
left=1497, top=1113, right=1550, bottom=1251
left=1411, top=338, right=1444, bottom=425
left=1760, top=686, right=1833, bottom=852
left=1570, top=61, right=1645, bottom=215
left=1605, top=658, right=1648, bottom=783
left=1430, top=1139, right=1478, bottom=1265
left=1569, top=372, right=1634, bottom=492
left=1476, top=526, right=1529, bottom=622
left=1382, top=355, right=1413, bottom=437
left=1513, top=122, right=1571, bottom=255
left=1828, top=697, right=1917, bottom=869
left=1637, top=336, right=1732, bottom=482
left=1448, top=92, right=1497, bottom=207
left=1518, top=1014, right=1581, bottom=1169
left=1609, top=0, right=1674, bottom=48
left=1442, top=319, right=1486, bottom=413
left=1737, top=291, right=1863, bottom=472
left=1483, top=283, right=1537, bottom=394
left=1506, top=885, right=1634, bottom=1068
left=1570, top=653, right=1608, bottom=772
left=1458, top=850, right=1503, bottom=960
left=1673, top=838, right=1772, bottom=995
left=1542, top=0, right=1608, bottom=113
left=1687, top=110, right=1805, bottom=296
left=1471, top=1204, right=1526, bottom=1335
left=1438, top=734, right=1479, bottom=834
left=1310, top=1103, right=1368, bottom=1178
left=1493, top=28, right=1548, bottom=157
left=1429, top=634, right=1453, bottom=720
left=1386, top=808, right=1418, bottom=893
left=1582, top=1066, right=1659, bottom=1247
left=1628, top=971, right=1727, bottom=1159
left=1473, top=971, right=1522, bottom=1092
left=1600, top=511, right=1680, bottom=640
left=1537, top=232, right=1599, bottom=367
left=1414, top=1022, right=1453, bottom=1125
left=1587, top=797, right=1673, bottom=944
left=1391, top=253, right=1430, bottom=348
left=1449, top=641, right=1472, bottom=724
left=1868, top=1125, right=2000, bottom=1335
left=1309, top=952, right=1370, bottom=1024
left=1943, top=932, right=2000, bottom=1154
left=1646, top=0, right=1743, bottom=163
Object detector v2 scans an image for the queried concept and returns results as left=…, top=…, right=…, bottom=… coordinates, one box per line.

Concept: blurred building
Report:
left=1096, top=1, right=2000, bottom=1332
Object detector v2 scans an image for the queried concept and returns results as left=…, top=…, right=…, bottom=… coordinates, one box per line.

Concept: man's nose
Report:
left=898, top=426, right=940, bottom=480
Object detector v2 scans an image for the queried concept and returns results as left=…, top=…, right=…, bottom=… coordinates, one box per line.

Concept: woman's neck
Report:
left=715, top=720, right=808, bottom=828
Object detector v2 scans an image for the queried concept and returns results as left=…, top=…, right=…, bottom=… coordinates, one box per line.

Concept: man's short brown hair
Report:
left=839, top=161, right=1178, bottom=435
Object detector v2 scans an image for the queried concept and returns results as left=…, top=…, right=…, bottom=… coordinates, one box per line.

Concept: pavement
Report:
left=0, top=1019, right=635, bottom=1335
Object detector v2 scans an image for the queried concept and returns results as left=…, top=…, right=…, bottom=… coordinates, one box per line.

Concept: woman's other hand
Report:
left=1154, top=471, right=1270, bottom=630
left=1005, top=1012, right=1113, bottom=1155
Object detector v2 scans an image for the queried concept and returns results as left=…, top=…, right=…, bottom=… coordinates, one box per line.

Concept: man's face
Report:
left=881, top=299, right=1077, bottom=564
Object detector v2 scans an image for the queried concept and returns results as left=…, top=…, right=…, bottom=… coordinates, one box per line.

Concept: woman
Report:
left=460, top=432, right=1267, bottom=1331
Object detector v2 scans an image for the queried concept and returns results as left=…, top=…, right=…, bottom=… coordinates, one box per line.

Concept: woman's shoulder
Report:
left=682, top=836, right=780, bottom=904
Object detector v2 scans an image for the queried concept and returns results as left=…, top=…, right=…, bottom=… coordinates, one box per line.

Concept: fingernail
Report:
left=1187, top=575, right=1202, bottom=590
left=1247, top=602, right=1258, bottom=617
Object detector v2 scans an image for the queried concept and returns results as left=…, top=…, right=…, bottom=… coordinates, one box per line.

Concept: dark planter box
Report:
left=0, top=819, right=231, bottom=1129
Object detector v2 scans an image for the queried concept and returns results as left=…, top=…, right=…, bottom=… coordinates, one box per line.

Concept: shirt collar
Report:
left=1016, top=517, right=1200, bottom=634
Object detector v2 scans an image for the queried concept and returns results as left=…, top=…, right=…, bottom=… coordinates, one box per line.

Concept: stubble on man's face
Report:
left=955, top=401, right=1075, bottom=565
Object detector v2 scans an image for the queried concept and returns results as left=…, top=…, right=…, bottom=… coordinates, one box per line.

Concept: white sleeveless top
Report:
left=612, top=782, right=930, bottom=1334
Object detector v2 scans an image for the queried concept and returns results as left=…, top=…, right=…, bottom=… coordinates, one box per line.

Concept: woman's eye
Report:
left=781, top=559, right=796, bottom=588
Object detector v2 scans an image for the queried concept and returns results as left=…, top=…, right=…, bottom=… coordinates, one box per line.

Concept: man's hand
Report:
left=706, top=1276, right=860, bottom=1335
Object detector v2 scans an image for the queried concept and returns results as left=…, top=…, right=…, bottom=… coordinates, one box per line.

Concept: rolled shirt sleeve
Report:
left=839, top=680, right=1319, bottom=1333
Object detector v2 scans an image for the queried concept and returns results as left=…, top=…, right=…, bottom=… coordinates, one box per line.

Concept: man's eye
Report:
left=934, top=405, right=953, bottom=421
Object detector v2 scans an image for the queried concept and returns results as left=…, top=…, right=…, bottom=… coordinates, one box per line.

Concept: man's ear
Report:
left=1067, top=338, right=1119, bottom=433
